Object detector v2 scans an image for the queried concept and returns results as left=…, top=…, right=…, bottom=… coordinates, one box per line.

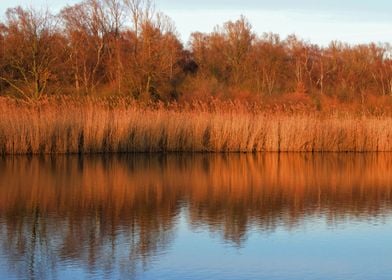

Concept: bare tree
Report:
left=123, top=0, right=154, bottom=38
left=0, top=7, right=63, bottom=100
left=61, top=0, right=109, bottom=94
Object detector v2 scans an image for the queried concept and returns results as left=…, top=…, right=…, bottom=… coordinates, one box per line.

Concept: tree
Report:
left=220, top=16, right=254, bottom=86
left=61, top=0, right=110, bottom=95
left=251, top=33, right=287, bottom=96
left=0, top=7, right=65, bottom=100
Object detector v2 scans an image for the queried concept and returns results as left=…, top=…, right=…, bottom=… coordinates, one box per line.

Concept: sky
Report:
left=0, top=0, right=391, bottom=46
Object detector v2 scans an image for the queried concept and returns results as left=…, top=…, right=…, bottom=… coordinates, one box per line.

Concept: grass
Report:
left=1, top=96, right=392, bottom=154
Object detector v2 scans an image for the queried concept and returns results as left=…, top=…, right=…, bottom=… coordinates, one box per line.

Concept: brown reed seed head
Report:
left=0, top=97, right=392, bottom=154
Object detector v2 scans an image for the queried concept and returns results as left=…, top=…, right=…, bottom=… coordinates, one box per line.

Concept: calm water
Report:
left=1, top=154, right=392, bottom=280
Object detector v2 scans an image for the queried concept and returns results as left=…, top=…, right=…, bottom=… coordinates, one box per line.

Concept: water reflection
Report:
left=1, top=154, right=392, bottom=279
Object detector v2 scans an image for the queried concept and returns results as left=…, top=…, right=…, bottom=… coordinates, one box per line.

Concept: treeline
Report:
left=0, top=0, right=392, bottom=103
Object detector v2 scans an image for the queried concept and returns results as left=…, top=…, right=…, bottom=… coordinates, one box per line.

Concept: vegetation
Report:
left=1, top=1, right=392, bottom=154
left=0, top=0, right=392, bottom=104
left=0, top=97, right=392, bottom=154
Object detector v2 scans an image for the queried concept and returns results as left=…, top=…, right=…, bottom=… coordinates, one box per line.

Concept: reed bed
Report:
left=1, top=97, right=392, bottom=154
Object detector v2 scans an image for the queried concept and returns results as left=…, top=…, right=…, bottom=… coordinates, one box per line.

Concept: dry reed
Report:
left=1, top=97, right=392, bottom=154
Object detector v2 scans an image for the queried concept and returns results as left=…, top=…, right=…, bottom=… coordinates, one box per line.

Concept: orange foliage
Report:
left=0, top=2, right=392, bottom=104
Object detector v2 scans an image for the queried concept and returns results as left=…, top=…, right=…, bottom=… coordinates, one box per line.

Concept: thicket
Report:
left=1, top=0, right=392, bottom=107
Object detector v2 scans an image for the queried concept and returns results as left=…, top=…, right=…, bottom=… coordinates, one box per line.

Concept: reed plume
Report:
left=1, top=97, right=392, bottom=154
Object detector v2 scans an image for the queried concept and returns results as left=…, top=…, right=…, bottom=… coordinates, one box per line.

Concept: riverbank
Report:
left=1, top=97, right=392, bottom=154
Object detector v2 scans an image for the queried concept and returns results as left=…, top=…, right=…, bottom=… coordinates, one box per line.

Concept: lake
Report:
left=0, top=154, right=392, bottom=280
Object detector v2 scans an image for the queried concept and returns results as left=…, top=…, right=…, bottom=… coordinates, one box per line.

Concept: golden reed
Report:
left=1, top=97, right=392, bottom=154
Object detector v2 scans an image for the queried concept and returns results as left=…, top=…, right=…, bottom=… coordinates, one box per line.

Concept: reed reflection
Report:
left=1, top=153, right=392, bottom=278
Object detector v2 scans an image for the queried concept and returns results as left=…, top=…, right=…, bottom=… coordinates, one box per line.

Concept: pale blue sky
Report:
left=0, top=0, right=391, bottom=45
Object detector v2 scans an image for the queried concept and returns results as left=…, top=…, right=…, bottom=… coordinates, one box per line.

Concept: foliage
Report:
left=0, top=1, right=392, bottom=104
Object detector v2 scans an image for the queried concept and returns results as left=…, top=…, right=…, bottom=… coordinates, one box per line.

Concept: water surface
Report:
left=1, top=154, right=392, bottom=280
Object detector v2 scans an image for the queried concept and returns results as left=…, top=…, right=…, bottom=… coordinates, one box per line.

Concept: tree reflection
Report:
left=1, top=153, right=392, bottom=278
